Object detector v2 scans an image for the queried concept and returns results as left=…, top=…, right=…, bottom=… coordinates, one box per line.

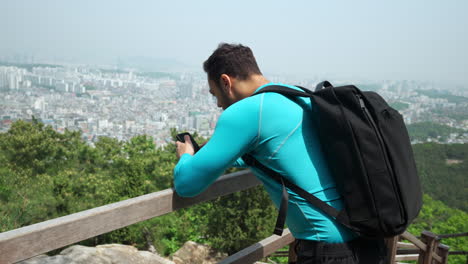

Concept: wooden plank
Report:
left=395, top=254, right=419, bottom=261
left=397, top=242, right=418, bottom=249
left=219, top=229, right=294, bottom=264
left=397, top=248, right=419, bottom=255
left=431, top=251, right=443, bottom=263
left=401, top=231, right=427, bottom=251
left=0, top=170, right=260, bottom=264
left=385, top=236, right=398, bottom=264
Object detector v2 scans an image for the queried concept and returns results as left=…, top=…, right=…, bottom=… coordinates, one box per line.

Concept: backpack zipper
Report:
left=356, top=94, right=404, bottom=228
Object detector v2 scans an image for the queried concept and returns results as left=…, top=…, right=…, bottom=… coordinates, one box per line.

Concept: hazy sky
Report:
left=1, top=0, right=467, bottom=84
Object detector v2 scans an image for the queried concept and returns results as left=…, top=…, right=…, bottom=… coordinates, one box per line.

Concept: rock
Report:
left=19, top=244, right=174, bottom=264
left=172, top=241, right=227, bottom=264
left=19, top=241, right=231, bottom=264
left=16, top=254, right=75, bottom=264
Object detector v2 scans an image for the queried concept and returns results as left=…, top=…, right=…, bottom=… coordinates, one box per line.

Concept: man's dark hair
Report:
left=203, top=43, right=262, bottom=83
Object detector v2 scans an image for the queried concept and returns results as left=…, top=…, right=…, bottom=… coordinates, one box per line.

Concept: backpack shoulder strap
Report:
left=242, top=154, right=352, bottom=235
left=252, top=85, right=314, bottom=97
left=315, top=81, right=334, bottom=91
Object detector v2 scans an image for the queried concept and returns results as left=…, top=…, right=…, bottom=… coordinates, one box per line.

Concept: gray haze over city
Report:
left=1, top=0, right=467, bottom=146
left=1, top=0, right=468, bottom=84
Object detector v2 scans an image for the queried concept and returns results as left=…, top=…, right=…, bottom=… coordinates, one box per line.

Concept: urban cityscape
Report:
left=1, top=62, right=467, bottom=147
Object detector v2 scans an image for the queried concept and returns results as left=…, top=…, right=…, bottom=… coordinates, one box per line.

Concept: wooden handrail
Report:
left=219, top=229, right=294, bottom=264
left=397, top=242, right=418, bottom=249
left=401, top=231, right=427, bottom=252
left=389, top=230, right=453, bottom=264
left=0, top=170, right=261, bottom=264
left=395, top=254, right=419, bottom=262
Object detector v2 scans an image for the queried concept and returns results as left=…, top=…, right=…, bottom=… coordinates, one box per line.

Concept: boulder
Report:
left=172, top=241, right=227, bottom=264
left=19, top=244, right=174, bottom=264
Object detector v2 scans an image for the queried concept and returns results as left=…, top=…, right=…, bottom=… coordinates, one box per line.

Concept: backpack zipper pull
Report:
left=357, top=95, right=366, bottom=109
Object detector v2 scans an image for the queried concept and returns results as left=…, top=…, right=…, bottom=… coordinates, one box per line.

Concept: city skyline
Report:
left=1, top=63, right=467, bottom=146
left=1, top=1, right=468, bottom=85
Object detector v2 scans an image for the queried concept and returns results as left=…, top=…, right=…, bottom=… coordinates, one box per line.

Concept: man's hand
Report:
left=176, top=135, right=195, bottom=159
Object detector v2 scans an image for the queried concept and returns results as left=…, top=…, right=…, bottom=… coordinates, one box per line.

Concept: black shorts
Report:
left=295, top=237, right=388, bottom=264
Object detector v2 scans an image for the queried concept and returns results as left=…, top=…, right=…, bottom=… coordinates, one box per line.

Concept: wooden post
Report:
left=418, top=231, right=438, bottom=264
left=385, top=236, right=398, bottom=264
left=436, top=244, right=450, bottom=264
left=288, top=239, right=298, bottom=264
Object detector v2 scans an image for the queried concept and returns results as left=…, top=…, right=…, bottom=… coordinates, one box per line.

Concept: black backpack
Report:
left=242, top=81, right=422, bottom=238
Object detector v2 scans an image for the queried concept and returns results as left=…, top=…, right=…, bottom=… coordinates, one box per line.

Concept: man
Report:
left=174, top=43, right=386, bottom=263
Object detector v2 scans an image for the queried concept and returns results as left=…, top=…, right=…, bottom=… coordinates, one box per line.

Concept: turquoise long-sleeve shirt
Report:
left=174, top=83, right=357, bottom=242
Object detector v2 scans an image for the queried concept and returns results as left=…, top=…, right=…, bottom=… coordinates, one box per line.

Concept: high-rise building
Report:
left=0, top=67, right=23, bottom=90
left=34, top=97, right=46, bottom=112
left=55, top=82, right=69, bottom=92
left=8, top=74, right=18, bottom=90
left=0, top=68, right=7, bottom=90
left=179, top=83, right=193, bottom=98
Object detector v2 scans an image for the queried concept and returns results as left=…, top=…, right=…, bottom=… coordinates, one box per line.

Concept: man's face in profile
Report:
left=208, top=79, right=232, bottom=110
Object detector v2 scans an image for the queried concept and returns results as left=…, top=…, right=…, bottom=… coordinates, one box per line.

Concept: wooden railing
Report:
left=1, top=170, right=291, bottom=264
left=385, top=231, right=464, bottom=264
left=0, top=169, right=463, bottom=264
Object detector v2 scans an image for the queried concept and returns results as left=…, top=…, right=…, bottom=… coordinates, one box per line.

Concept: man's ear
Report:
left=220, top=74, right=232, bottom=94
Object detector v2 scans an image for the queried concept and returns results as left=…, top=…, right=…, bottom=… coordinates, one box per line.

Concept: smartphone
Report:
left=176, top=132, right=200, bottom=153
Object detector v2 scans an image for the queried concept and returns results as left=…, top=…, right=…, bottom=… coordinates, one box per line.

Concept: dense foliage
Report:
left=0, top=120, right=276, bottom=256
left=0, top=120, right=466, bottom=263
left=407, top=195, right=467, bottom=264
left=412, top=143, right=467, bottom=211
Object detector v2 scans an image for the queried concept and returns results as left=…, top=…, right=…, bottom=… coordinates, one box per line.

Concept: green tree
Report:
left=0, top=119, right=87, bottom=230
left=204, top=186, right=277, bottom=254
left=412, top=143, right=468, bottom=211
left=407, top=122, right=465, bottom=142
left=408, top=195, right=468, bottom=264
